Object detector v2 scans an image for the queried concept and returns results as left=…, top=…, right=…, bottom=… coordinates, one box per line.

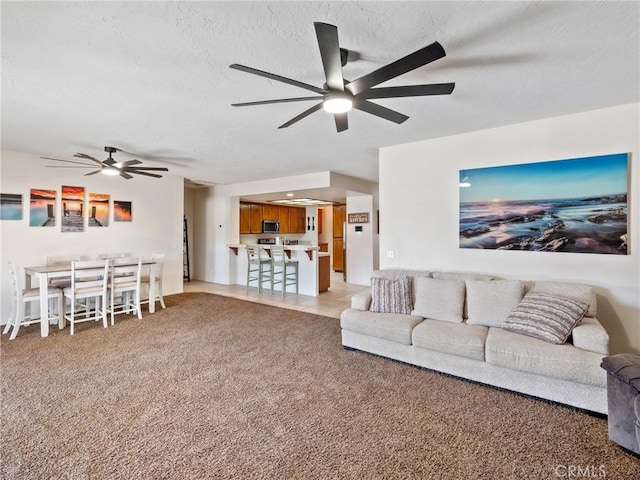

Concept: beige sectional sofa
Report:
left=340, top=270, right=610, bottom=414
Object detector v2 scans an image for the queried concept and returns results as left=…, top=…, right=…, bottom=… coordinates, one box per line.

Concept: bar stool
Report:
left=270, top=245, right=299, bottom=297
left=246, top=245, right=271, bottom=293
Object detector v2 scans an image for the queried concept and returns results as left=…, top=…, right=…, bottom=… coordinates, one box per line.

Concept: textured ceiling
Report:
left=2, top=1, right=639, bottom=189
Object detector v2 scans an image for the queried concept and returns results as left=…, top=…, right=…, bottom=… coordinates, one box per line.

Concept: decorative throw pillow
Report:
left=369, top=276, right=413, bottom=314
left=503, top=292, right=588, bottom=344
left=466, top=280, right=523, bottom=327
left=411, top=277, right=465, bottom=323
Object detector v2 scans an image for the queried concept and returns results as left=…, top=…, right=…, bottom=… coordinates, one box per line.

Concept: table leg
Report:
left=38, top=273, right=50, bottom=337
left=149, top=270, right=156, bottom=314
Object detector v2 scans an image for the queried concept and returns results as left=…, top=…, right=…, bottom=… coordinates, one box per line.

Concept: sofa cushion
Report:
left=485, top=327, right=606, bottom=387
left=503, top=292, right=588, bottom=344
left=369, top=276, right=413, bottom=314
left=530, top=281, right=597, bottom=317
left=411, top=277, right=465, bottom=323
left=571, top=316, right=609, bottom=355
left=412, top=319, right=488, bottom=361
left=340, top=308, right=423, bottom=345
left=466, top=280, right=523, bottom=327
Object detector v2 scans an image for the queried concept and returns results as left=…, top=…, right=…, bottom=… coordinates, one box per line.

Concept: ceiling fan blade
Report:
left=46, top=165, right=96, bottom=169
left=314, top=22, right=344, bottom=91
left=232, top=96, right=323, bottom=107
left=278, top=103, right=324, bottom=129
left=353, top=99, right=409, bottom=124
left=119, top=171, right=134, bottom=180
left=357, top=83, right=455, bottom=99
left=347, top=42, right=447, bottom=96
left=113, top=159, right=142, bottom=168
left=73, top=153, right=103, bottom=165
left=127, top=170, right=163, bottom=178
left=84, top=169, right=102, bottom=176
left=230, top=64, right=326, bottom=95
left=334, top=113, right=348, bottom=132
left=122, top=166, right=169, bottom=172
left=41, top=157, right=95, bottom=166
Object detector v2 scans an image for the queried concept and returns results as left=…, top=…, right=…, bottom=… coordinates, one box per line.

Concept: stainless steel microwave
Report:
left=262, top=220, right=280, bottom=233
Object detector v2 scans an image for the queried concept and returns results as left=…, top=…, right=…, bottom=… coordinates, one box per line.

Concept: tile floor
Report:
left=183, top=271, right=368, bottom=318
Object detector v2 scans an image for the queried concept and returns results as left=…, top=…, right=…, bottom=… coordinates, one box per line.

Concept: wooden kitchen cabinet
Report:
left=333, top=237, right=344, bottom=272
left=291, top=207, right=306, bottom=233
left=332, top=204, right=346, bottom=272
left=319, top=254, right=330, bottom=293
left=333, top=204, right=345, bottom=237
left=262, top=204, right=279, bottom=222
left=239, top=203, right=251, bottom=234
left=250, top=204, right=263, bottom=233
left=277, top=206, right=290, bottom=234
left=318, top=243, right=328, bottom=252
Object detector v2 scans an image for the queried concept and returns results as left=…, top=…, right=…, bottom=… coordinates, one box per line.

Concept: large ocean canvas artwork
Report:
left=459, top=153, right=628, bottom=255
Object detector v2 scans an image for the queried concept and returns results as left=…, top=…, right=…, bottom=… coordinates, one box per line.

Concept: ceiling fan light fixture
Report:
left=102, top=165, right=120, bottom=176
left=323, top=93, right=353, bottom=114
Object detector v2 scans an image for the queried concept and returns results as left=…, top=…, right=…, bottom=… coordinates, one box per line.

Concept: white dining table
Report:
left=24, top=260, right=157, bottom=337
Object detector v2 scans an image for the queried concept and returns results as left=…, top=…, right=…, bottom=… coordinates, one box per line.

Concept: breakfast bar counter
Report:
left=228, top=244, right=321, bottom=296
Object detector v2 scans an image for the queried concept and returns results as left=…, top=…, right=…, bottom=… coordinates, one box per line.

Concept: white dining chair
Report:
left=63, top=259, right=109, bottom=335
left=46, top=254, right=82, bottom=289
left=3, top=262, right=64, bottom=340
left=140, top=253, right=166, bottom=311
left=106, top=257, right=142, bottom=325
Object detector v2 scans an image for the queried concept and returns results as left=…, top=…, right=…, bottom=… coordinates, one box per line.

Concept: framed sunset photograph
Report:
left=61, top=185, right=85, bottom=232
left=88, top=193, right=109, bottom=227
left=29, top=189, right=56, bottom=227
left=0, top=193, right=23, bottom=220
left=459, top=153, right=628, bottom=255
left=113, top=200, right=132, bottom=222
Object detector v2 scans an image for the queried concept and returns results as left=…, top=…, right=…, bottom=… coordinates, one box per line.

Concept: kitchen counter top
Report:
left=228, top=243, right=319, bottom=260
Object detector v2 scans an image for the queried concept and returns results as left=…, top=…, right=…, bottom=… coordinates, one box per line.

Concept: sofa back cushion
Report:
left=411, top=277, right=465, bottom=323
left=528, top=281, right=597, bottom=317
left=466, top=280, right=524, bottom=327
left=369, top=276, right=413, bottom=315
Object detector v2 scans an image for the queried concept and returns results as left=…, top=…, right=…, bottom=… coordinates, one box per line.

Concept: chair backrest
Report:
left=70, top=259, right=109, bottom=293
left=246, top=245, right=268, bottom=263
left=150, top=253, right=164, bottom=278
left=47, top=254, right=81, bottom=266
left=110, top=257, right=142, bottom=289
left=270, top=245, right=287, bottom=265
left=8, top=262, right=23, bottom=303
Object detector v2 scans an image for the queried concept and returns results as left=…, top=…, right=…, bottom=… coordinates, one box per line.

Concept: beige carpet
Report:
left=1, top=292, right=638, bottom=479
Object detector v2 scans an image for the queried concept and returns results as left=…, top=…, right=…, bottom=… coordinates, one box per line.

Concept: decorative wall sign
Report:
left=348, top=212, right=370, bottom=224
left=0, top=193, right=23, bottom=220
left=88, top=193, right=109, bottom=227
left=29, top=189, right=56, bottom=227
left=61, top=185, right=85, bottom=232
left=114, top=200, right=132, bottom=222
left=459, top=153, right=628, bottom=255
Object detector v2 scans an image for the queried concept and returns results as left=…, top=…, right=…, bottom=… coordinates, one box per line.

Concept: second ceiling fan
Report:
left=230, top=22, right=455, bottom=132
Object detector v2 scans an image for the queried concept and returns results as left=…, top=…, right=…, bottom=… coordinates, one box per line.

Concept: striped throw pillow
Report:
left=503, top=292, right=588, bottom=344
left=369, top=276, right=413, bottom=314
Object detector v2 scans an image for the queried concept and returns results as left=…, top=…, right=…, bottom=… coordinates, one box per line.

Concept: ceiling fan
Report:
left=230, top=22, right=455, bottom=132
left=42, top=147, right=169, bottom=179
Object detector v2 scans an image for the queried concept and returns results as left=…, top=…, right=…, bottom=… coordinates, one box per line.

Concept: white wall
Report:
left=380, top=103, right=640, bottom=354
left=0, top=149, right=185, bottom=324
left=346, top=195, right=374, bottom=286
